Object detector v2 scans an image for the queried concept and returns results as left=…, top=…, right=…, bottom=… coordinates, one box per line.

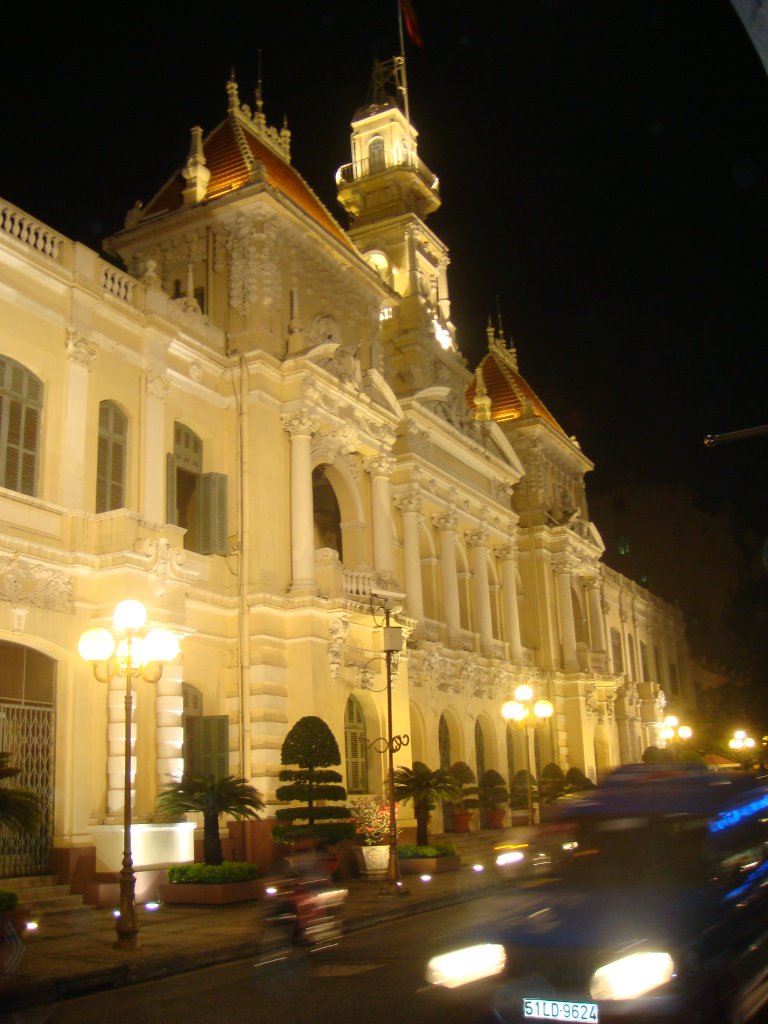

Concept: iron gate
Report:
left=0, top=700, right=55, bottom=877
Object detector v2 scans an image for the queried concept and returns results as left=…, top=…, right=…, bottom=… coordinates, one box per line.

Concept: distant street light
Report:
left=79, top=600, right=179, bottom=950
left=729, top=729, right=756, bottom=768
left=501, top=685, right=553, bottom=826
left=659, top=715, right=693, bottom=755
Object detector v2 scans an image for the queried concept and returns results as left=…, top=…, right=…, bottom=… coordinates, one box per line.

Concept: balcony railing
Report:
left=336, top=152, right=439, bottom=195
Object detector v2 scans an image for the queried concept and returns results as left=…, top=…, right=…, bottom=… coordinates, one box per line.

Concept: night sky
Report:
left=3, top=1, right=767, bottom=531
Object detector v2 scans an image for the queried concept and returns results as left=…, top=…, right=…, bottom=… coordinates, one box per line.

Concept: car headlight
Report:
left=426, top=943, right=507, bottom=988
left=496, top=851, right=525, bottom=867
left=590, top=951, right=675, bottom=1000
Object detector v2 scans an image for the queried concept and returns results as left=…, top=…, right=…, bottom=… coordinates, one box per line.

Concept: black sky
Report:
left=2, top=1, right=767, bottom=529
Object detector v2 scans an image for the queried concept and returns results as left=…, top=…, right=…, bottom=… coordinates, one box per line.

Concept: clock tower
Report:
left=336, top=59, right=464, bottom=397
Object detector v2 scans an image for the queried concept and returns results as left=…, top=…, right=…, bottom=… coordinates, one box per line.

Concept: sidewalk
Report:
left=0, top=829, right=513, bottom=1013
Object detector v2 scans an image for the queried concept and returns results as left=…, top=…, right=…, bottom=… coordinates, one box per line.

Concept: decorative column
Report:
left=405, top=225, right=419, bottom=298
left=144, top=371, right=169, bottom=524
left=585, top=576, right=607, bottom=652
left=467, top=527, right=494, bottom=656
left=282, top=409, right=319, bottom=592
left=155, top=665, right=184, bottom=792
left=435, top=511, right=461, bottom=645
left=498, top=544, right=524, bottom=664
left=61, top=331, right=97, bottom=509
left=555, top=560, right=579, bottom=672
left=437, top=256, right=451, bottom=323
left=396, top=491, right=425, bottom=626
left=366, top=455, right=396, bottom=582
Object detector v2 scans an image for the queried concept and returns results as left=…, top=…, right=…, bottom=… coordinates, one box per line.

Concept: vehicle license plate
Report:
left=523, top=997, right=598, bottom=1021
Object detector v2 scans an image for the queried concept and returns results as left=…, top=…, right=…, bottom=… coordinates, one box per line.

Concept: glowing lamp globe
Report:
left=114, top=599, right=147, bottom=631
left=533, top=699, right=554, bottom=719
left=78, top=627, right=115, bottom=662
left=502, top=701, right=526, bottom=723
left=514, top=684, right=534, bottom=703
left=678, top=725, right=693, bottom=740
left=143, top=629, right=179, bottom=664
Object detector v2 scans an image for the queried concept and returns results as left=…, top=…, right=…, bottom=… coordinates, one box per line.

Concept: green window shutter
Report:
left=96, top=401, right=127, bottom=512
left=1, top=360, right=42, bottom=496
left=344, top=695, right=367, bottom=794
left=200, top=716, right=229, bottom=781
left=198, top=472, right=227, bottom=556
left=166, top=452, right=178, bottom=525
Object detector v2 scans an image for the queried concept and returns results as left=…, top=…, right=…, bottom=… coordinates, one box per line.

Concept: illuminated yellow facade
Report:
left=0, top=68, right=691, bottom=893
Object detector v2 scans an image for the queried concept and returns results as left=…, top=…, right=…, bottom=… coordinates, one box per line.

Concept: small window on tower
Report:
left=618, top=536, right=630, bottom=556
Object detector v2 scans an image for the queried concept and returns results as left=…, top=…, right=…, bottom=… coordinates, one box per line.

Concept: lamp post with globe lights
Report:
left=659, top=715, right=693, bottom=759
left=729, top=730, right=757, bottom=768
left=501, top=684, right=554, bottom=825
left=78, top=599, right=179, bottom=950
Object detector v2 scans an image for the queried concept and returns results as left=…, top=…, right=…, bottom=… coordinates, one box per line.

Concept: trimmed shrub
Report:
left=539, top=762, right=566, bottom=803
left=0, top=889, right=19, bottom=912
left=397, top=842, right=457, bottom=859
left=449, top=761, right=479, bottom=811
left=167, top=861, right=259, bottom=884
left=564, top=767, right=596, bottom=792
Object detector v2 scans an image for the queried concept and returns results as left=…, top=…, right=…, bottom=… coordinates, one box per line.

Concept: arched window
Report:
left=439, top=714, right=451, bottom=770
left=166, top=422, right=228, bottom=555
left=344, top=695, right=368, bottom=793
left=96, top=401, right=127, bottom=512
left=610, top=628, right=624, bottom=673
left=312, top=465, right=343, bottom=557
left=0, top=357, right=42, bottom=496
left=368, top=137, right=385, bottom=173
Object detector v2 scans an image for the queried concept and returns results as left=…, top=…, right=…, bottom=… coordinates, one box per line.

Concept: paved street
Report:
left=2, top=892, right=531, bottom=1024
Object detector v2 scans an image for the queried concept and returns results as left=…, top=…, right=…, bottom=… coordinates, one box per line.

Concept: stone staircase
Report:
left=0, top=875, right=94, bottom=918
left=434, top=826, right=518, bottom=869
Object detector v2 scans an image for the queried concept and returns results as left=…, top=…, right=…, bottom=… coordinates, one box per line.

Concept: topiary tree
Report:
left=274, top=716, right=353, bottom=844
left=478, top=769, right=509, bottom=811
left=448, top=761, right=480, bottom=813
left=539, top=762, right=566, bottom=804
left=394, top=761, right=460, bottom=845
left=510, top=768, right=536, bottom=810
left=0, top=753, right=42, bottom=835
left=642, top=745, right=670, bottom=765
left=157, top=774, right=264, bottom=865
left=564, top=766, right=596, bottom=793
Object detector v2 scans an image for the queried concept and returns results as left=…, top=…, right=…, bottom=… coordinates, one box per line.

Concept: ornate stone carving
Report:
left=365, top=455, right=395, bottom=479
left=434, top=510, right=458, bottom=532
left=496, top=543, right=518, bottom=564
left=0, top=554, right=72, bottom=612
left=328, top=615, right=349, bottom=680
left=312, top=425, right=360, bottom=464
left=395, top=491, right=421, bottom=516
left=281, top=409, right=318, bottom=437
left=133, top=537, right=193, bottom=594
left=146, top=371, right=170, bottom=401
left=64, top=329, right=97, bottom=368
left=466, top=526, right=489, bottom=549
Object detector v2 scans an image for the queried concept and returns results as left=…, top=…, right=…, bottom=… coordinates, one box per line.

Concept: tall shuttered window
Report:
left=166, top=422, right=227, bottom=555
left=96, top=401, right=127, bottom=512
left=344, top=695, right=368, bottom=794
left=0, top=358, right=42, bottom=496
left=182, top=682, right=228, bottom=781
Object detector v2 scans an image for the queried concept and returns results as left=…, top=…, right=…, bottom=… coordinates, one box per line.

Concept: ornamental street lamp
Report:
left=729, top=729, right=756, bottom=767
left=659, top=715, right=693, bottom=756
left=369, top=589, right=408, bottom=893
left=78, top=600, right=179, bottom=950
left=501, top=684, right=554, bottom=826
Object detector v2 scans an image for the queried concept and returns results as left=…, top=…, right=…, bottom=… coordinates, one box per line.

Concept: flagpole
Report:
left=396, top=0, right=410, bottom=122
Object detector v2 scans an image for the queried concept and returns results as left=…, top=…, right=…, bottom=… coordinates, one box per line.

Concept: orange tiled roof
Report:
left=143, top=116, right=351, bottom=249
left=466, top=346, right=567, bottom=436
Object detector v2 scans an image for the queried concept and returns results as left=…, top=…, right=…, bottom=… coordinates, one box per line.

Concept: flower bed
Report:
left=159, top=861, right=262, bottom=904
left=397, top=842, right=461, bottom=874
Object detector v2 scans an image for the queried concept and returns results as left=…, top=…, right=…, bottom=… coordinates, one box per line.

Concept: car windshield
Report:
left=561, top=813, right=713, bottom=887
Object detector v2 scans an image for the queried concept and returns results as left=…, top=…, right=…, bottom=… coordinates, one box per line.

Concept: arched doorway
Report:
left=0, top=641, right=56, bottom=877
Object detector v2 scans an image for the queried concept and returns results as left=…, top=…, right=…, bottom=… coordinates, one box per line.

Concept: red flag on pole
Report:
left=400, top=0, right=424, bottom=47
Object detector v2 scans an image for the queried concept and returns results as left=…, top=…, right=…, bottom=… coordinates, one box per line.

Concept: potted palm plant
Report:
left=478, top=768, right=510, bottom=828
left=156, top=774, right=264, bottom=903
left=393, top=761, right=460, bottom=846
left=448, top=761, right=479, bottom=832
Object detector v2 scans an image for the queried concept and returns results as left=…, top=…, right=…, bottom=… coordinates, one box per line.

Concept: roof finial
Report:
left=473, top=366, right=492, bottom=421
left=227, top=69, right=240, bottom=112
left=495, top=295, right=505, bottom=341
left=486, top=315, right=495, bottom=349
left=256, top=50, right=264, bottom=114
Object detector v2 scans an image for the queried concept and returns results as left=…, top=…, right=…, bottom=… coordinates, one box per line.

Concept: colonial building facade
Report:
left=0, top=63, right=691, bottom=887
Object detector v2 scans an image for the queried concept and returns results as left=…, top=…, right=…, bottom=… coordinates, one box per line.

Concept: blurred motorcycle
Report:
left=262, top=850, right=347, bottom=949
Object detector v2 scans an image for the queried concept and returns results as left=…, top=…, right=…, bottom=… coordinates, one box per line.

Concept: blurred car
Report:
left=427, top=764, right=768, bottom=1023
